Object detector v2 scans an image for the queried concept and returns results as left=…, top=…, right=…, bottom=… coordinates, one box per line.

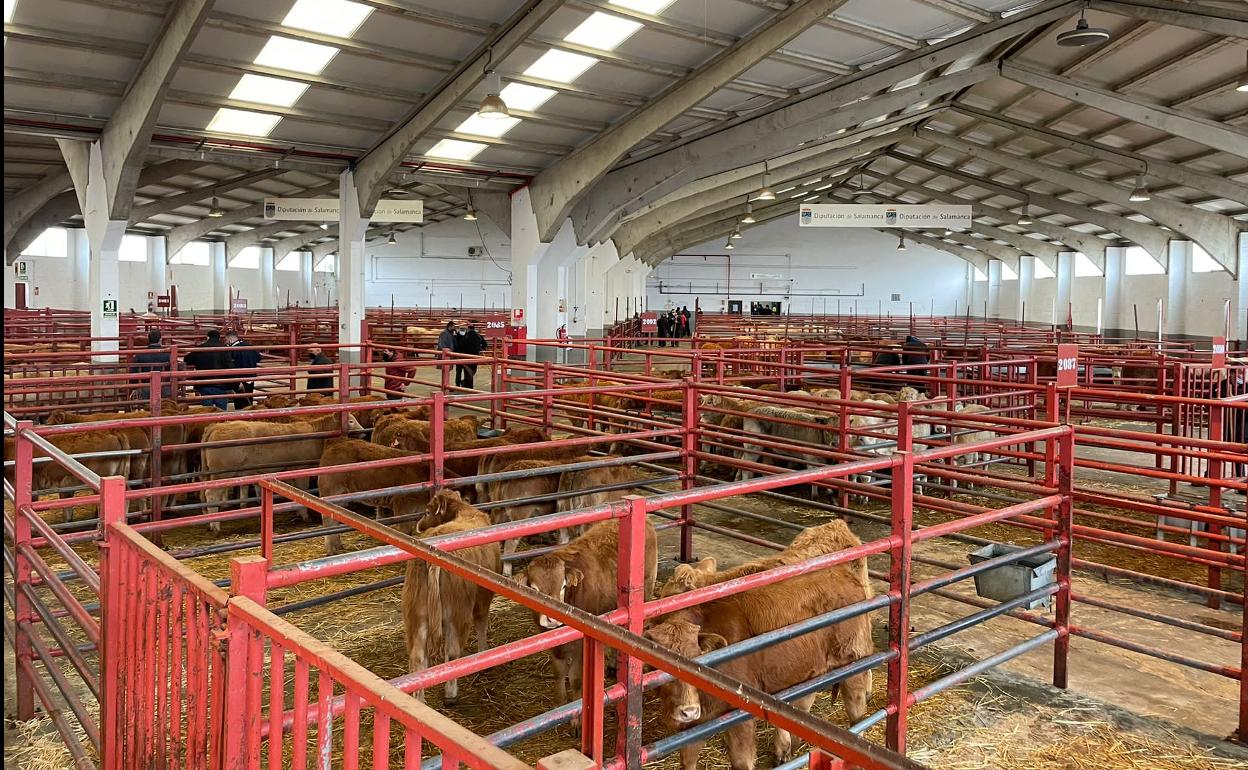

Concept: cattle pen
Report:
left=4, top=325, right=1246, bottom=770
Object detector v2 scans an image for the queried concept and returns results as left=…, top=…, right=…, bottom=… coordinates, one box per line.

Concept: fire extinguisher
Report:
left=557, top=324, right=568, bottom=344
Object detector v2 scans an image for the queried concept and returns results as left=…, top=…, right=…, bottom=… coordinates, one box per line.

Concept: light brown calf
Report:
left=317, top=438, right=431, bottom=554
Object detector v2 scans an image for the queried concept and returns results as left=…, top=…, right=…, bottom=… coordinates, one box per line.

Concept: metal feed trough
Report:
left=969, top=543, right=1057, bottom=610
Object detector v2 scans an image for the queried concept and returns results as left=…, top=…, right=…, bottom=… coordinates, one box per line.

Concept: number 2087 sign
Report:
left=1055, top=344, right=1079, bottom=387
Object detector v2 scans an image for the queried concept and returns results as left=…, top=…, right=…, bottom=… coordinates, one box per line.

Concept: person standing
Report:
left=657, top=311, right=669, bottom=347
left=436, top=321, right=456, bottom=355
left=454, top=323, right=487, bottom=389
left=131, top=328, right=172, bottom=400
left=225, top=330, right=262, bottom=409
left=378, top=348, right=412, bottom=399
left=901, top=334, right=931, bottom=391
left=305, top=346, right=334, bottom=394
left=183, top=329, right=234, bottom=410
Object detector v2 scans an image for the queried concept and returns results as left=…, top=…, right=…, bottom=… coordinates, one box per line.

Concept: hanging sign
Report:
left=102, top=299, right=119, bottom=318
left=156, top=294, right=172, bottom=309
left=1055, top=344, right=1078, bottom=387
left=640, top=311, right=658, bottom=331
left=263, top=198, right=424, bottom=223
left=1211, top=336, right=1227, bottom=370
left=483, top=315, right=509, bottom=338
left=798, top=204, right=972, bottom=228
left=14, top=260, right=30, bottom=282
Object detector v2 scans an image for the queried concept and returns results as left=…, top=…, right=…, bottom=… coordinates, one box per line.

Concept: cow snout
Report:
left=538, top=615, right=563, bottom=629
left=672, top=704, right=700, bottom=724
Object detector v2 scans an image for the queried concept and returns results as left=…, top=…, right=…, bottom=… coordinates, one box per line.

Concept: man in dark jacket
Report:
left=901, top=334, right=931, bottom=391
left=225, top=330, right=262, bottom=409
left=306, top=346, right=334, bottom=394
left=453, top=324, right=487, bottom=389
left=131, top=328, right=172, bottom=400
left=436, top=321, right=456, bottom=355
left=183, top=329, right=234, bottom=409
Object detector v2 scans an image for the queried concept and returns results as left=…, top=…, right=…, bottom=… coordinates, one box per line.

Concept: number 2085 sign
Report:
left=1055, top=344, right=1079, bottom=387
left=482, top=316, right=508, bottom=339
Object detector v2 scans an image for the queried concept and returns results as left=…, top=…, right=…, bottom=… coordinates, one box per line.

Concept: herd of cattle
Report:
left=4, top=373, right=1000, bottom=758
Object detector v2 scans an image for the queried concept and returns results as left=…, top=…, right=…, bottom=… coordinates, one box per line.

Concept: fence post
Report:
left=440, top=349, right=452, bottom=394
left=679, top=381, right=697, bottom=563
left=224, top=556, right=268, bottom=768
left=1052, top=427, right=1075, bottom=690
left=1206, top=403, right=1225, bottom=609
left=885, top=443, right=914, bottom=754
left=615, top=496, right=648, bottom=770
left=431, top=391, right=446, bottom=490
left=542, top=363, right=555, bottom=431
left=97, top=474, right=129, bottom=770
left=12, top=421, right=35, bottom=721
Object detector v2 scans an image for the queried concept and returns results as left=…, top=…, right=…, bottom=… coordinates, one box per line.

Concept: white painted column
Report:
left=148, top=236, right=167, bottom=310
left=337, top=170, right=370, bottom=359
left=1166, top=240, right=1191, bottom=337
left=300, top=251, right=314, bottom=306
left=584, top=240, right=620, bottom=338
left=1103, top=246, right=1124, bottom=338
left=1017, top=255, right=1035, bottom=323
left=986, top=259, right=1002, bottom=318
left=3, top=259, right=17, bottom=309
left=72, top=228, right=90, bottom=309
left=211, top=241, right=227, bottom=312
left=259, top=246, right=275, bottom=309
left=71, top=143, right=127, bottom=357
left=1055, top=251, right=1074, bottom=326
left=1236, top=233, right=1247, bottom=342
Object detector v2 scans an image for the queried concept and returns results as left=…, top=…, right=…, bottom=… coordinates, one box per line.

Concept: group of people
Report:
left=652, top=306, right=693, bottom=347
left=436, top=320, right=488, bottom=389
left=132, top=328, right=262, bottom=410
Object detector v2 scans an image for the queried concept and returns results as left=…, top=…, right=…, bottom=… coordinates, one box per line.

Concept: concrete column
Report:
left=1103, top=246, right=1124, bottom=337
left=211, top=241, right=227, bottom=312
left=511, top=187, right=583, bottom=360
left=337, top=170, right=370, bottom=360
left=3, top=259, right=17, bottom=309
left=300, top=251, right=314, bottom=306
left=259, top=246, right=275, bottom=309
left=1236, top=233, right=1247, bottom=342
left=1166, top=240, right=1191, bottom=337
left=148, top=236, right=167, bottom=309
left=583, top=241, right=620, bottom=338
left=986, top=259, right=1002, bottom=318
left=71, top=143, right=126, bottom=356
left=1055, top=251, right=1074, bottom=326
left=72, top=228, right=90, bottom=310
left=1017, top=255, right=1035, bottom=323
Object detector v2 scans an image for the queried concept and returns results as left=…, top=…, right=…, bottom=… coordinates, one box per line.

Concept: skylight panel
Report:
left=454, top=114, right=521, bottom=139
left=254, top=36, right=339, bottom=75
left=228, top=74, right=309, bottom=107
left=524, top=49, right=598, bottom=83
left=564, top=12, right=643, bottom=51
left=426, top=139, right=488, bottom=161
left=282, top=0, right=373, bottom=37
left=207, top=108, right=282, bottom=137
left=499, top=83, right=556, bottom=112
left=609, top=0, right=675, bottom=14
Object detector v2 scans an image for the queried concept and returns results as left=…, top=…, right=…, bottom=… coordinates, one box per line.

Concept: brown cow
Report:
left=402, top=490, right=500, bottom=704
left=475, top=442, right=586, bottom=501
left=646, top=528, right=873, bottom=770
left=518, top=517, right=658, bottom=704
left=199, top=412, right=362, bottom=531
left=658, top=520, right=862, bottom=598
left=375, top=414, right=480, bottom=452
left=43, top=409, right=154, bottom=485
left=317, top=438, right=431, bottom=554
left=4, top=431, right=131, bottom=521
left=437, top=428, right=548, bottom=481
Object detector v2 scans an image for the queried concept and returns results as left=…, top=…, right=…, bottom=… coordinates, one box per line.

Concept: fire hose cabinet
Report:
left=968, top=544, right=1057, bottom=610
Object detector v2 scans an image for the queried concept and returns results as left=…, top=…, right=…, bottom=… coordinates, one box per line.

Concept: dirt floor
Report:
left=6, top=358, right=1248, bottom=768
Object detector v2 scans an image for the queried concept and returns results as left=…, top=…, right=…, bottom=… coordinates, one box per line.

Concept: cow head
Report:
left=517, top=554, right=583, bottom=629
left=895, top=386, right=924, bottom=402
left=657, top=557, right=717, bottom=598
left=645, top=618, right=726, bottom=726
left=417, top=490, right=464, bottom=532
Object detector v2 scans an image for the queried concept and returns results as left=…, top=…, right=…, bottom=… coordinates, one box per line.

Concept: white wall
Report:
left=649, top=220, right=970, bottom=316
left=363, top=217, right=511, bottom=310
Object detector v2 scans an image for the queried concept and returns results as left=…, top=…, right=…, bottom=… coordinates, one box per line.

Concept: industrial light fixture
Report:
left=730, top=226, right=743, bottom=240
left=851, top=170, right=869, bottom=197
left=1017, top=199, right=1033, bottom=226
left=1128, top=166, right=1151, bottom=202
left=1238, top=49, right=1248, bottom=93
left=207, top=197, right=224, bottom=217
left=740, top=200, right=756, bottom=224
left=463, top=205, right=478, bottom=221
left=319, top=222, right=330, bottom=230
left=755, top=162, right=776, bottom=201
left=896, top=234, right=907, bottom=251
left=724, top=238, right=735, bottom=251
left=477, top=48, right=510, bottom=119
left=943, top=228, right=953, bottom=236
left=386, top=231, right=397, bottom=245
left=1056, top=4, right=1110, bottom=47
